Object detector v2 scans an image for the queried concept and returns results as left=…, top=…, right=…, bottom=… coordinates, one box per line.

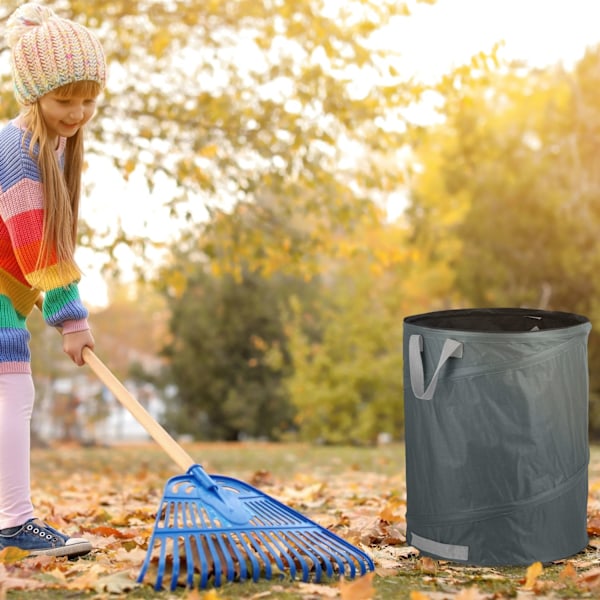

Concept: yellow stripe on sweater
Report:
left=0, top=271, right=40, bottom=316
left=25, top=262, right=81, bottom=292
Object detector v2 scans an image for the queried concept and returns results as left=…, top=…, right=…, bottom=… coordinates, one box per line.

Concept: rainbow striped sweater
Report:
left=0, top=118, right=89, bottom=373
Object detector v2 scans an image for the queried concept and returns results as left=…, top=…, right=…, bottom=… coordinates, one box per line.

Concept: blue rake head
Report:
left=137, top=464, right=375, bottom=591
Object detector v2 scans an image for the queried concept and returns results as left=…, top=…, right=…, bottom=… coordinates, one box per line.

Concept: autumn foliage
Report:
left=3, top=0, right=600, bottom=440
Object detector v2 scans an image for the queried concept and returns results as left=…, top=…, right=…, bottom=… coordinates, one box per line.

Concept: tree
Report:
left=407, top=49, right=600, bottom=312
left=285, top=213, right=458, bottom=444
left=159, top=260, right=305, bottom=440
left=0, top=0, right=434, bottom=278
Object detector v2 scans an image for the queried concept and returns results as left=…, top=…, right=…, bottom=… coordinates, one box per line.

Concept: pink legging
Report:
left=0, top=374, right=35, bottom=529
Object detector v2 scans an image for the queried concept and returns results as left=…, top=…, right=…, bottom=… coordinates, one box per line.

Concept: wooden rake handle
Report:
left=35, top=295, right=196, bottom=472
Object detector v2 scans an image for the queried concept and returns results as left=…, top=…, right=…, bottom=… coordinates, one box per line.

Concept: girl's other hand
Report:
left=62, top=329, right=95, bottom=366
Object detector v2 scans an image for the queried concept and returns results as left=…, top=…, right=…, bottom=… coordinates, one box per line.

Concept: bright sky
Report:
left=77, top=0, right=600, bottom=308
left=391, top=0, right=600, bottom=79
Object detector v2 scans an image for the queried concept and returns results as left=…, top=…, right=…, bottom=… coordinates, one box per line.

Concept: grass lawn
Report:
left=2, top=442, right=600, bottom=598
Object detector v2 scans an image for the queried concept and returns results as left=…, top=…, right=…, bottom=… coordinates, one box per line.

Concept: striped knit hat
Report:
left=6, top=2, right=106, bottom=105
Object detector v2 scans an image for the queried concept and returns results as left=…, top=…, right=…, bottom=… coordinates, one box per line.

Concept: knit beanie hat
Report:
left=5, top=2, right=106, bottom=105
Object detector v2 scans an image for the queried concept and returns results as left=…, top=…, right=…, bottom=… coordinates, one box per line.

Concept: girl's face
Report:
left=38, top=90, right=98, bottom=144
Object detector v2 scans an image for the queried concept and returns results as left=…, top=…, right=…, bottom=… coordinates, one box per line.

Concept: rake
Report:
left=36, top=298, right=375, bottom=590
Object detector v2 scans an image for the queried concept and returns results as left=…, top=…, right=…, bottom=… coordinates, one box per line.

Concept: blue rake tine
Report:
left=261, top=530, right=300, bottom=578
left=137, top=535, right=154, bottom=585
left=232, top=532, right=261, bottom=582
left=183, top=535, right=195, bottom=589
left=156, top=537, right=169, bottom=590
left=238, top=530, right=275, bottom=580
left=205, top=532, right=224, bottom=588
left=250, top=530, right=290, bottom=577
left=214, top=532, right=237, bottom=583
left=179, top=503, right=208, bottom=589
left=283, top=530, right=327, bottom=580
left=189, top=505, right=212, bottom=589
left=169, top=536, right=180, bottom=590
left=271, top=530, right=315, bottom=581
left=192, top=535, right=210, bottom=589
left=169, top=503, right=184, bottom=589
left=181, top=503, right=201, bottom=588
left=221, top=533, right=245, bottom=581
left=302, top=530, right=362, bottom=579
left=306, top=529, right=358, bottom=572
left=151, top=499, right=177, bottom=590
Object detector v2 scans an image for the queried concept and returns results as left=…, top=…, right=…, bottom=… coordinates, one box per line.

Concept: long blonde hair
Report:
left=21, top=80, right=101, bottom=278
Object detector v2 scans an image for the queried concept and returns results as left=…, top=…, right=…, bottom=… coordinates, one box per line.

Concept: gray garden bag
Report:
left=403, top=308, right=591, bottom=566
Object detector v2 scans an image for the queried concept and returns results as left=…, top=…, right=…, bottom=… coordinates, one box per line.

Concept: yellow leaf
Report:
left=0, top=546, right=29, bottom=564
left=151, top=31, right=171, bottom=56
left=197, top=590, right=222, bottom=599
left=122, top=158, right=136, bottom=181
left=378, top=499, right=405, bottom=524
left=523, top=561, right=543, bottom=590
left=198, top=144, right=218, bottom=158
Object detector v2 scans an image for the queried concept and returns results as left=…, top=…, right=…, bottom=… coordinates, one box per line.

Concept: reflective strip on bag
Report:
left=411, top=532, right=469, bottom=561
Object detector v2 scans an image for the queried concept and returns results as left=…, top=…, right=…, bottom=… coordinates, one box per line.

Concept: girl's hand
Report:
left=62, top=329, right=95, bottom=366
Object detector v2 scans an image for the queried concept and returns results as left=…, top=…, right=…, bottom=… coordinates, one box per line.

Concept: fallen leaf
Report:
left=85, top=525, right=137, bottom=539
left=523, top=561, right=543, bottom=590
left=587, top=515, right=600, bottom=536
left=379, top=499, right=405, bottom=524
left=195, top=590, right=223, bottom=599
left=559, top=561, right=577, bottom=582
left=249, top=470, right=275, bottom=487
left=418, top=556, right=437, bottom=574
left=64, top=563, right=105, bottom=590
left=93, top=570, right=139, bottom=594
left=580, top=567, right=600, bottom=589
left=0, top=547, right=29, bottom=564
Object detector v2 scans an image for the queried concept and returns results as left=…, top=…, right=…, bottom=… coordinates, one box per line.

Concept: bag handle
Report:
left=409, top=334, right=463, bottom=400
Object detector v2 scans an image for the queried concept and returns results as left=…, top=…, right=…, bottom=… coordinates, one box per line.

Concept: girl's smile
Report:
left=38, top=92, right=97, bottom=145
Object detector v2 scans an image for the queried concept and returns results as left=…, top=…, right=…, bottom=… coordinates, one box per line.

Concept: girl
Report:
left=0, top=3, right=106, bottom=558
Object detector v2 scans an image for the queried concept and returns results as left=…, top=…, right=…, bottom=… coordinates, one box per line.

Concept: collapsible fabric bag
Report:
left=403, top=308, right=591, bottom=566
